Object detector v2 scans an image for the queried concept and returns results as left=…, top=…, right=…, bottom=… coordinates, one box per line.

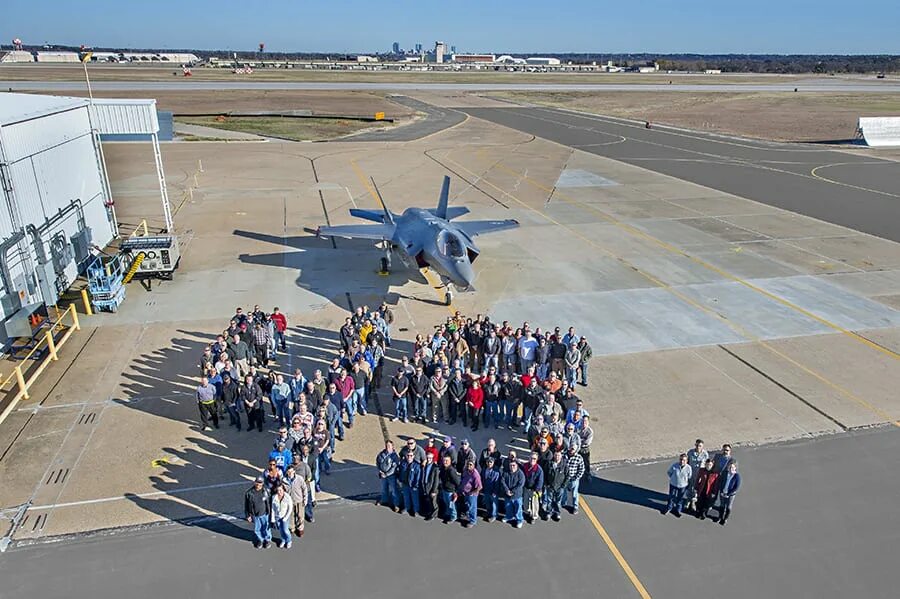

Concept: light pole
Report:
left=81, top=52, right=94, bottom=100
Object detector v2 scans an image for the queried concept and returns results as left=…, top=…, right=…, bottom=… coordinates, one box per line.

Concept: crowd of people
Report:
left=664, top=440, right=743, bottom=525
left=197, top=302, right=740, bottom=547
left=193, top=303, right=380, bottom=549
left=379, top=313, right=595, bottom=431
left=376, top=435, right=588, bottom=526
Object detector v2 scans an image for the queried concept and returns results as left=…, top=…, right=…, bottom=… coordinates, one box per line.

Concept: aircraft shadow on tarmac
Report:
left=232, top=229, right=448, bottom=309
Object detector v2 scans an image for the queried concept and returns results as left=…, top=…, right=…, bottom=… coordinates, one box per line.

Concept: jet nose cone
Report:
left=456, top=261, right=475, bottom=290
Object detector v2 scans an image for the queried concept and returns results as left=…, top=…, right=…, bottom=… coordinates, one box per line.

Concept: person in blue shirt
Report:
left=480, top=456, right=502, bottom=522
left=288, top=369, right=307, bottom=414
left=397, top=451, right=423, bottom=516
left=268, top=441, right=292, bottom=474
left=716, top=461, right=742, bottom=526
left=270, top=374, right=292, bottom=427
left=501, top=459, right=526, bottom=528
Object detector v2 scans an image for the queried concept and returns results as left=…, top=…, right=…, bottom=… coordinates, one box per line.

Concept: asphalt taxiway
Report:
left=462, top=106, right=900, bottom=242
left=2, top=426, right=897, bottom=599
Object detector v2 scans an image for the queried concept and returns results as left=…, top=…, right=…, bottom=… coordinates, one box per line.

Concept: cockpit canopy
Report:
left=436, top=229, right=466, bottom=258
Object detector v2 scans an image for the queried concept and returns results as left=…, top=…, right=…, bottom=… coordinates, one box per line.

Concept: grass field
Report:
left=175, top=115, right=395, bottom=141
left=489, top=91, right=900, bottom=142
left=26, top=89, right=415, bottom=117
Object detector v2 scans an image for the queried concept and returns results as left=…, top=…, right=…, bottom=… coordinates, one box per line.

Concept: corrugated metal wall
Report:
left=90, top=100, right=159, bottom=135
left=0, top=107, right=91, bottom=162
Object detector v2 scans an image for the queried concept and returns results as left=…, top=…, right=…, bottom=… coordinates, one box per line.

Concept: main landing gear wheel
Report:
left=444, top=284, right=454, bottom=306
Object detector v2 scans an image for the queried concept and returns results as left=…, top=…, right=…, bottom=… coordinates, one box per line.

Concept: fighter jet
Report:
left=317, top=176, right=518, bottom=304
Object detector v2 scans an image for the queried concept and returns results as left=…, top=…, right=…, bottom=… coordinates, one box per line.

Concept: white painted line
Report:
left=25, top=464, right=372, bottom=511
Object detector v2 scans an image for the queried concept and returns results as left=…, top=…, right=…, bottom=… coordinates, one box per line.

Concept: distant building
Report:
left=434, top=41, right=446, bottom=63
left=415, top=43, right=422, bottom=53
left=35, top=51, right=79, bottom=63
left=356, top=55, right=378, bottom=63
left=90, top=52, right=200, bottom=64
left=452, top=54, right=495, bottom=64
left=450, top=45, right=457, bottom=54
left=704, top=69, right=722, bottom=74
left=0, top=50, right=35, bottom=63
left=601, top=60, right=623, bottom=72
left=495, top=55, right=526, bottom=65
left=525, top=57, right=560, bottom=66
left=392, top=42, right=400, bottom=54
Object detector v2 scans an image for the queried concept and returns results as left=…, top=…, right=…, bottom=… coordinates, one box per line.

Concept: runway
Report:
left=462, top=106, right=900, bottom=242
left=5, top=80, right=900, bottom=93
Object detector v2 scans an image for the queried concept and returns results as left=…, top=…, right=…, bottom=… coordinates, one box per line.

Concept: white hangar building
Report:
left=0, top=92, right=170, bottom=341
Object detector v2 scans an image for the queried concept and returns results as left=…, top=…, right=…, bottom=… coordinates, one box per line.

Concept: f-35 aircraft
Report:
left=317, top=176, right=518, bottom=304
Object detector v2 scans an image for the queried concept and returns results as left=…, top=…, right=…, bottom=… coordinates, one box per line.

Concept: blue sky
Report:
left=3, top=0, right=899, bottom=54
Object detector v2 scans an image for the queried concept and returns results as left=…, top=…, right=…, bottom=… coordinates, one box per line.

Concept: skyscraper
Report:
left=415, top=43, right=422, bottom=53
left=392, top=42, right=400, bottom=54
left=450, top=45, right=457, bottom=54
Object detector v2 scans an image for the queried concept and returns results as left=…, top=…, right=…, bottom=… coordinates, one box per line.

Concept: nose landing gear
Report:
left=378, top=241, right=392, bottom=275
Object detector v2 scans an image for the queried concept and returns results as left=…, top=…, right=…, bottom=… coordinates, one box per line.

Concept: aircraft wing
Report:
left=454, top=219, right=519, bottom=237
left=317, top=223, right=396, bottom=241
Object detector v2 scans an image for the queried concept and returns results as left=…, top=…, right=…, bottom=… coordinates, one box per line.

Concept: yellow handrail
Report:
left=129, top=219, right=149, bottom=238
left=0, top=305, right=81, bottom=426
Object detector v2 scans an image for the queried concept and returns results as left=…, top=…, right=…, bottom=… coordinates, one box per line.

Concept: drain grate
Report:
left=45, top=468, right=70, bottom=485
left=21, top=513, right=48, bottom=532
left=77, top=412, right=98, bottom=425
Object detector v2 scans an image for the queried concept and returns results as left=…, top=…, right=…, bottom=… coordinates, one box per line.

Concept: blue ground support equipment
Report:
left=87, top=255, right=126, bottom=313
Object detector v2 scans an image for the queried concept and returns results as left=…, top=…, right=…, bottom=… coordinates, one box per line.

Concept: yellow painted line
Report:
left=580, top=497, right=653, bottom=599
left=492, top=161, right=900, bottom=362
left=439, top=153, right=899, bottom=427
left=350, top=159, right=381, bottom=205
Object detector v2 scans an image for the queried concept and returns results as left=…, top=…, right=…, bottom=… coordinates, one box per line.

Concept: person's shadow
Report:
left=581, top=475, right=668, bottom=511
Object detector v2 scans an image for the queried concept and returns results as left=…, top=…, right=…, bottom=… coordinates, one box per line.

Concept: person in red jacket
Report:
left=271, top=307, right=288, bottom=353
left=694, top=458, right=719, bottom=520
left=466, top=380, right=484, bottom=432
left=424, top=436, right=440, bottom=466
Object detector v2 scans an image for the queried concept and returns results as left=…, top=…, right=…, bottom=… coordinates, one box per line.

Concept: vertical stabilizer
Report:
left=436, top=175, right=450, bottom=219
left=370, top=177, right=395, bottom=225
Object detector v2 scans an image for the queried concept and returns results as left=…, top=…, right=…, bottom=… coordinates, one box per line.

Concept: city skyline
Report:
left=3, top=0, right=900, bottom=54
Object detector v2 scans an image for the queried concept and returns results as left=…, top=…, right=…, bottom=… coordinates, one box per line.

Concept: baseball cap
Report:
left=254, top=476, right=264, bottom=483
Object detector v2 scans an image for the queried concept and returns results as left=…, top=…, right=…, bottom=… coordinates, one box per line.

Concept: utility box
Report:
left=34, top=262, right=58, bottom=310
left=71, top=227, right=93, bottom=265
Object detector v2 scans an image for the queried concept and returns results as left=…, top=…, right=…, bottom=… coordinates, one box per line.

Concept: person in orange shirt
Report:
left=545, top=371, right=563, bottom=396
